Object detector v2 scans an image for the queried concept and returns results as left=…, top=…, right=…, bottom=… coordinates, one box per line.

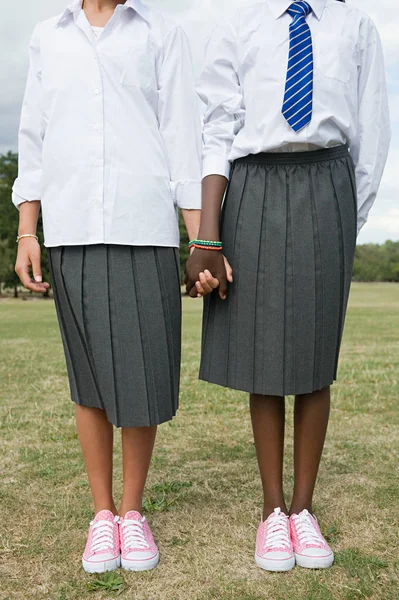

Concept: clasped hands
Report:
left=185, top=248, right=233, bottom=300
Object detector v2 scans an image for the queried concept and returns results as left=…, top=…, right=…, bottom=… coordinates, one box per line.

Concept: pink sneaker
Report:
left=82, top=510, right=121, bottom=573
left=290, top=509, right=334, bottom=569
left=255, top=507, right=295, bottom=572
left=120, top=511, right=159, bottom=571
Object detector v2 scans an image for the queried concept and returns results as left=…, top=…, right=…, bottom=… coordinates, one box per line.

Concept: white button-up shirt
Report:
left=198, top=0, right=391, bottom=233
left=13, top=0, right=202, bottom=248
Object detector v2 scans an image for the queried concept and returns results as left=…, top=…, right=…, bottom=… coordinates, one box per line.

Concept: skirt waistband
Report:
left=234, top=145, right=349, bottom=166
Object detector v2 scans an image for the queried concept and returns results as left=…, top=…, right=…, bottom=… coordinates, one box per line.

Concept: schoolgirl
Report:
left=14, top=0, right=202, bottom=573
left=186, top=0, right=390, bottom=571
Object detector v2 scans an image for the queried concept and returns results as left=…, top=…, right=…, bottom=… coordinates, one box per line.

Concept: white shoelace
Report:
left=89, top=515, right=120, bottom=554
left=121, top=517, right=150, bottom=550
left=264, top=508, right=290, bottom=550
left=293, top=509, right=323, bottom=547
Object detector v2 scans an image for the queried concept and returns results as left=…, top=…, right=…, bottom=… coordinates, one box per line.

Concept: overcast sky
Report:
left=0, top=0, right=397, bottom=243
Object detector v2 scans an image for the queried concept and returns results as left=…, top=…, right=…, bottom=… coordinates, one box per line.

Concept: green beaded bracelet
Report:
left=189, top=239, right=223, bottom=248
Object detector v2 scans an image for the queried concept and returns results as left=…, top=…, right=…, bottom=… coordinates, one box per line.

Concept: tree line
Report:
left=0, top=152, right=398, bottom=296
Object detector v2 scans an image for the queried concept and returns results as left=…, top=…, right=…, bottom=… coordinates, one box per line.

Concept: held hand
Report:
left=185, top=249, right=233, bottom=300
left=224, top=255, right=233, bottom=285
left=15, top=238, right=50, bottom=293
left=195, top=256, right=233, bottom=298
left=195, top=270, right=220, bottom=296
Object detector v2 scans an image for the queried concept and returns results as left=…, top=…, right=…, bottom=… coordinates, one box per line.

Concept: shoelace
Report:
left=89, top=515, right=120, bottom=554
left=121, top=517, right=150, bottom=550
left=264, top=508, right=290, bottom=551
left=293, top=510, right=324, bottom=547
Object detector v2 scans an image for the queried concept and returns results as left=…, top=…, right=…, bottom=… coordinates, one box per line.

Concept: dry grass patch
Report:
left=1, top=283, right=399, bottom=600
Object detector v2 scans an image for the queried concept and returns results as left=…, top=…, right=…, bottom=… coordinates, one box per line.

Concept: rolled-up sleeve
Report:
left=350, top=17, right=391, bottom=234
left=12, top=26, right=44, bottom=208
left=197, top=21, right=245, bottom=181
left=157, top=25, right=202, bottom=210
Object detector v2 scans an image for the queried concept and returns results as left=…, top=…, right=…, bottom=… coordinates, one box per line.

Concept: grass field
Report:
left=1, top=283, right=399, bottom=600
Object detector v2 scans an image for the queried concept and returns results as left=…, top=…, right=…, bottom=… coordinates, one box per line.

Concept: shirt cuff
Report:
left=175, top=180, right=202, bottom=210
left=12, top=191, right=40, bottom=209
left=202, top=155, right=231, bottom=180
left=12, top=178, right=42, bottom=209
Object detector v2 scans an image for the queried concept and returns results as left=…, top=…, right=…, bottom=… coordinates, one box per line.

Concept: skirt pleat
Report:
left=49, top=245, right=181, bottom=428
left=49, top=248, right=105, bottom=412
left=199, top=145, right=357, bottom=396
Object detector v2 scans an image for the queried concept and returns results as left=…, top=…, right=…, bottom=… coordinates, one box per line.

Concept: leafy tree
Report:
left=353, top=241, right=399, bottom=282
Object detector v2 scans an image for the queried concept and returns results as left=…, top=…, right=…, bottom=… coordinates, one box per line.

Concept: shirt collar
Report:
left=267, top=0, right=326, bottom=21
left=55, top=0, right=151, bottom=27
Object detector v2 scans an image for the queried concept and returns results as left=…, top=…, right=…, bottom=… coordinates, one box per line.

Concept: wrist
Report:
left=189, top=239, right=223, bottom=252
left=18, top=227, right=37, bottom=236
left=196, top=232, right=220, bottom=243
left=16, top=233, right=39, bottom=244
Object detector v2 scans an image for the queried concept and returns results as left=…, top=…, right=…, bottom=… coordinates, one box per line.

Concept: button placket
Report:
left=90, top=44, right=105, bottom=210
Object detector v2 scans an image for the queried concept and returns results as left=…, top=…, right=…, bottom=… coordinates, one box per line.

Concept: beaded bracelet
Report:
left=191, top=244, right=223, bottom=251
left=189, top=239, right=223, bottom=251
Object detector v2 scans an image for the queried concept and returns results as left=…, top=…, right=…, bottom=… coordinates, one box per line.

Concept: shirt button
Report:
left=93, top=197, right=102, bottom=205
left=93, top=88, right=101, bottom=95
left=93, top=124, right=102, bottom=131
left=94, top=159, right=103, bottom=167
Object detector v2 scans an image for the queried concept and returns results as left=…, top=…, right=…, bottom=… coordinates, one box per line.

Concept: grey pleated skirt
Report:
left=200, top=145, right=357, bottom=396
left=48, top=245, right=181, bottom=428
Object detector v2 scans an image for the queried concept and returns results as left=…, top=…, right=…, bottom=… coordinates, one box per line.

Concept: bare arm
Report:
left=181, top=209, right=201, bottom=243
left=197, top=175, right=228, bottom=241
left=185, top=175, right=232, bottom=300
left=15, top=201, right=50, bottom=293
left=18, top=200, right=40, bottom=237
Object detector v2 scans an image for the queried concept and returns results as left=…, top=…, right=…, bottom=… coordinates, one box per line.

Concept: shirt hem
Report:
left=43, top=240, right=180, bottom=248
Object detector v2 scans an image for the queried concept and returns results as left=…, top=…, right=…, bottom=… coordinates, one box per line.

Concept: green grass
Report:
left=1, top=283, right=399, bottom=600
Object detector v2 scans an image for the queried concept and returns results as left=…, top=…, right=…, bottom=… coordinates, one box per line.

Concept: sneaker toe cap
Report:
left=124, top=549, right=157, bottom=561
left=258, top=550, right=294, bottom=561
left=298, top=547, right=333, bottom=558
left=84, top=551, right=119, bottom=562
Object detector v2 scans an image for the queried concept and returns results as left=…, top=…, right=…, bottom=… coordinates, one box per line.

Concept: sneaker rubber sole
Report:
left=82, top=555, right=121, bottom=574
left=121, top=552, right=159, bottom=572
left=255, top=552, right=295, bottom=572
left=294, top=551, right=334, bottom=569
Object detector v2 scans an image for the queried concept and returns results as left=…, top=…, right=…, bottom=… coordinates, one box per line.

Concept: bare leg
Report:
left=75, top=405, right=117, bottom=515
left=119, top=426, right=157, bottom=518
left=290, top=386, right=331, bottom=515
left=250, top=394, right=288, bottom=519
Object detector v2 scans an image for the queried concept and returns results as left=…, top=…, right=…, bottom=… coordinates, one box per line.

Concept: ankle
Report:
left=94, top=503, right=118, bottom=516
left=289, top=502, right=313, bottom=516
left=119, top=503, right=143, bottom=518
left=263, top=501, right=289, bottom=521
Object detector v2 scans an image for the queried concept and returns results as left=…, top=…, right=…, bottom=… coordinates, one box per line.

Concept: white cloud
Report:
left=1, top=0, right=398, bottom=242
left=388, top=95, right=399, bottom=124
left=358, top=208, right=399, bottom=244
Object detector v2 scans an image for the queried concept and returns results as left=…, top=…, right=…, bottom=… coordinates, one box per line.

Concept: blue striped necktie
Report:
left=282, top=1, right=313, bottom=132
